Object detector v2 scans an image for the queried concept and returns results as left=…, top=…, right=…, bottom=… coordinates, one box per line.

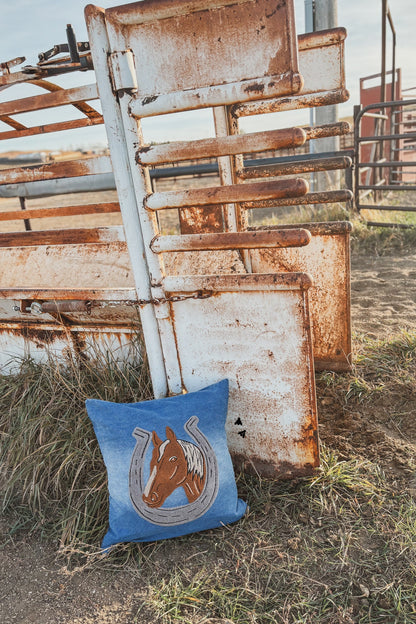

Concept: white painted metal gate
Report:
left=85, top=0, right=319, bottom=477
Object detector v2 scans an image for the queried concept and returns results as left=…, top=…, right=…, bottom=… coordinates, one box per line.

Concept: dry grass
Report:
left=1, top=332, right=416, bottom=622
left=0, top=338, right=152, bottom=548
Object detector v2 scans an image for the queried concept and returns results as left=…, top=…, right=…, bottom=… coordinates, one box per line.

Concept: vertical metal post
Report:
left=19, top=196, right=31, bottom=231
left=85, top=5, right=169, bottom=399
left=304, top=0, right=315, bottom=192
left=353, top=104, right=361, bottom=212
left=66, top=24, right=80, bottom=64
left=387, top=5, right=397, bottom=183
left=381, top=0, right=387, bottom=107
left=313, top=0, right=340, bottom=192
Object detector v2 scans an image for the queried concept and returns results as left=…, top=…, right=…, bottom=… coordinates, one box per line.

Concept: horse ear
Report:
left=152, top=431, right=162, bottom=447
left=166, top=426, right=177, bottom=442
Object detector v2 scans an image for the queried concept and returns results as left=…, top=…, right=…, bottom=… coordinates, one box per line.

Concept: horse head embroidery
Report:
left=143, top=427, right=206, bottom=508
left=129, top=416, right=218, bottom=526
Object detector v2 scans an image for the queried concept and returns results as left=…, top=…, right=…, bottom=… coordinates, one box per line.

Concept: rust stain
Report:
left=0, top=227, right=117, bottom=248
left=0, top=203, right=120, bottom=223
left=179, top=206, right=224, bottom=234
left=298, top=27, right=347, bottom=51
left=231, top=452, right=318, bottom=479
left=18, top=326, right=62, bottom=346
left=244, top=82, right=265, bottom=95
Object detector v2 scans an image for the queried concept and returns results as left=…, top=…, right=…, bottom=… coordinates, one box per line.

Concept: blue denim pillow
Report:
left=86, top=380, right=247, bottom=549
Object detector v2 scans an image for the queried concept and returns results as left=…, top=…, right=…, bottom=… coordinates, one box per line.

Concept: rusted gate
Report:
left=0, top=41, right=138, bottom=367
left=354, top=98, right=416, bottom=226
left=184, top=25, right=352, bottom=372
left=0, top=0, right=354, bottom=476
left=83, top=0, right=352, bottom=476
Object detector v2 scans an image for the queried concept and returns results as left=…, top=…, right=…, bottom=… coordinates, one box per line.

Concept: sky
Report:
left=0, top=0, right=415, bottom=151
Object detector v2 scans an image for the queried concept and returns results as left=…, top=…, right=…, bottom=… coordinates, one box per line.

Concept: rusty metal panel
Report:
left=85, top=0, right=321, bottom=449
left=0, top=242, right=132, bottom=291
left=0, top=324, right=140, bottom=374
left=176, top=28, right=349, bottom=236
left=232, top=27, right=348, bottom=118
left=101, top=0, right=302, bottom=117
left=0, top=40, right=146, bottom=387
left=297, top=27, right=346, bottom=95
left=179, top=206, right=224, bottom=235
left=249, top=222, right=352, bottom=372
left=165, top=273, right=318, bottom=477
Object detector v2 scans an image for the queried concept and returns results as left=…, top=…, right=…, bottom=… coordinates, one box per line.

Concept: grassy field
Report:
left=1, top=323, right=416, bottom=623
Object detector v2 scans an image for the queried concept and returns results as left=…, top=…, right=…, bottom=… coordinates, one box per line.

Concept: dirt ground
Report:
left=1, top=239, right=416, bottom=623
left=351, top=252, right=416, bottom=338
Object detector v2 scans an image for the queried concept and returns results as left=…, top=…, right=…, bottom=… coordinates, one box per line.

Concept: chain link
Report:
left=137, top=290, right=213, bottom=306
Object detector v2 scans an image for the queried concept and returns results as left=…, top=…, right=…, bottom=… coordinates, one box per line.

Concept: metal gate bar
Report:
left=354, top=98, right=416, bottom=225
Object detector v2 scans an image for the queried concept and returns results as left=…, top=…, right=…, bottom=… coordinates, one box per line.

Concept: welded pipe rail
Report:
left=354, top=98, right=416, bottom=225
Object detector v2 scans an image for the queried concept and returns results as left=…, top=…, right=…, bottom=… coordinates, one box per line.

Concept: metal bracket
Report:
left=108, top=50, right=138, bottom=94
left=0, top=56, right=26, bottom=75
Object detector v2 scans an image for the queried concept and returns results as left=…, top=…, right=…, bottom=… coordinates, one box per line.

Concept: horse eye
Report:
left=169, top=456, right=177, bottom=462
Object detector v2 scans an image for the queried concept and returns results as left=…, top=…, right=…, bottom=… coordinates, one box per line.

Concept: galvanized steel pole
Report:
left=304, top=0, right=316, bottom=191
left=312, top=0, right=340, bottom=192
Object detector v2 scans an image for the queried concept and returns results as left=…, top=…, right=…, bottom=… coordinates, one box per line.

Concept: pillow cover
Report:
left=85, top=379, right=247, bottom=549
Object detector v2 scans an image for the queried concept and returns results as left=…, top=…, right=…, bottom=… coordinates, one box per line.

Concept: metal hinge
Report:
left=108, top=50, right=138, bottom=94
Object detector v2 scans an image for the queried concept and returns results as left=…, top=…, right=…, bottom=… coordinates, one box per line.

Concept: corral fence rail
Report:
left=354, top=98, right=416, bottom=227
